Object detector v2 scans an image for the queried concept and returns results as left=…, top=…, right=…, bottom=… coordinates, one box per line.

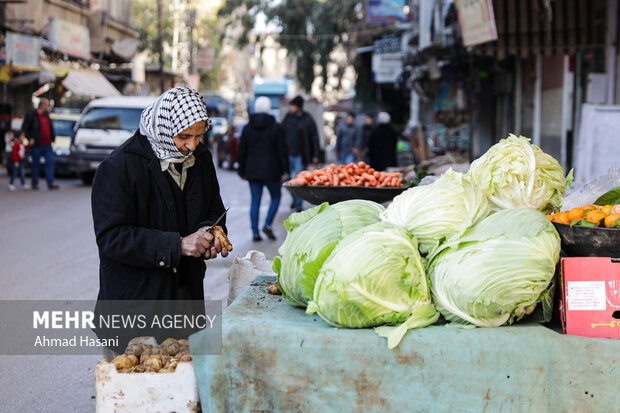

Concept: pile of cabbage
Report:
left=274, top=135, right=570, bottom=349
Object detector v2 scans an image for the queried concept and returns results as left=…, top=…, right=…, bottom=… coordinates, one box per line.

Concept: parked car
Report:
left=70, top=96, right=156, bottom=184
left=49, top=109, right=81, bottom=176
left=203, top=116, right=228, bottom=149
left=216, top=120, right=246, bottom=169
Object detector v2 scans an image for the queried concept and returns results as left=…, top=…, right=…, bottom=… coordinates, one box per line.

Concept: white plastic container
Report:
left=95, top=359, right=200, bottom=413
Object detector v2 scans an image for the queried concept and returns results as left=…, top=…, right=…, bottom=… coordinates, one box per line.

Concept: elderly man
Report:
left=22, top=98, right=58, bottom=190
left=91, top=87, right=230, bottom=303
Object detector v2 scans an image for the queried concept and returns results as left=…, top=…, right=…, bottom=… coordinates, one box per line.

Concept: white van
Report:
left=71, top=96, right=156, bottom=184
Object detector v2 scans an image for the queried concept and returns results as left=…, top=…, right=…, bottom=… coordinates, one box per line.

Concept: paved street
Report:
left=0, top=162, right=295, bottom=412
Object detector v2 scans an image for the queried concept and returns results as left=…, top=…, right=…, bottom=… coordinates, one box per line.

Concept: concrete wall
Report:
left=5, top=0, right=90, bottom=34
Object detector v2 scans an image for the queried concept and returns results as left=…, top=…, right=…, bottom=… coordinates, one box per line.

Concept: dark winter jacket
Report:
left=22, top=109, right=56, bottom=146
left=91, top=131, right=226, bottom=302
left=368, top=124, right=398, bottom=171
left=336, top=123, right=357, bottom=154
left=281, top=111, right=319, bottom=165
left=238, top=113, right=288, bottom=181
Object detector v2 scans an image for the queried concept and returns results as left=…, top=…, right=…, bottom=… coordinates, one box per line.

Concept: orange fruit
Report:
left=546, top=214, right=554, bottom=221
left=601, top=205, right=613, bottom=215
left=604, top=214, right=620, bottom=227
left=556, top=212, right=570, bottom=224
left=583, top=204, right=597, bottom=212
left=567, top=207, right=585, bottom=222
left=585, top=211, right=606, bottom=226
left=611, top=205, right=620, bottom=215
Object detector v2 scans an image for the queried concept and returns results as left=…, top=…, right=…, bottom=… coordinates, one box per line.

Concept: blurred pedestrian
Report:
left=8, top=133, right=29, bottom=191
left=368, top=112, right=397, bottom=172
left=355, top=113, right=374, bottom=162
left=336, top=112, right=357, bottom=165
left=92, top=86, right=229, bottom=304
left=238, top=97, right=289, bottom=241
left=22, top=98, right=58, bottom=190
left=282, top=95, right=320, bottom=212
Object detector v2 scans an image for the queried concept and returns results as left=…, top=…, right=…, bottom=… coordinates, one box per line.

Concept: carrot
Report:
left=362, top=173, right=377, bottom=185
left=333, top=174, right=339, bottom=186
left=289, top=178, right=306, bottom=186
left=300, top=171, right=313, bottom=180
left=358, top=161, right=367, bottom=168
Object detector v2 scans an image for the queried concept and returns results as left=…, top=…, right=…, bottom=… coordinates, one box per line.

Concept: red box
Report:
left=559, top=257, right=620, bottom=339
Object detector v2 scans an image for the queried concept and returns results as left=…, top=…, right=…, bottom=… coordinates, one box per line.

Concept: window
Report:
left=78, top=108, right=143, bottom=131
left=52, top=119, right=77, bottom=136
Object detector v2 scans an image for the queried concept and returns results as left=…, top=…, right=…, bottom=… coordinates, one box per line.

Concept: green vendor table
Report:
left=190, top=277, right=619, bottom=412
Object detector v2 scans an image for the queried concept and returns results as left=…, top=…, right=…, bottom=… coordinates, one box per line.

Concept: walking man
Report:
left=22, top=98, right=58, bottom=190
left=281, top=95, right=319, bottom=212
left=336, top=112, right=357, bottom=165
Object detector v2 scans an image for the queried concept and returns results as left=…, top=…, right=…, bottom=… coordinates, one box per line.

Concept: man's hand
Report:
left=14, top=162, right=19, bottom=168
left=181, top=230, right=229, bottom=260
left=281, top=173, right=289, bottom=181
left=312, top=157, right=320, bottom=164
left=29, top=139, right=34, bottom=146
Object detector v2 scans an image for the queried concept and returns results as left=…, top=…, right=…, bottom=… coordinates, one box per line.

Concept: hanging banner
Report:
left=367, top=0, right=407, bottom=24
left=5, top=32, right=41, bottom=70
left=196, top=48, right=216, bottom=71
left=49, top=18, right=91, bottom=60
left=372, top=52, right=402, bottom=84
left=455, top=0, right=498, bottom=47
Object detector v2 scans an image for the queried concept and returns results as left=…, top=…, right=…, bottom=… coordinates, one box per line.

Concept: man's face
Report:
left=288, top=104, right=299, bottom=115
left=39, top=100, right=50, bottom=114
left=173, top=121, right=206, bottom=156
left=346, top=115, right=354, bottom=126
left=365, top=116, right=373, bottom=126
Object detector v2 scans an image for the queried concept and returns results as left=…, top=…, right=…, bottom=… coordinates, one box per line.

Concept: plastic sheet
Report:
left=190, top=276, right=619, bottom=413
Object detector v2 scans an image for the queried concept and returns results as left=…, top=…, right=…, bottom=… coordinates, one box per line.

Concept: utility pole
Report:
left=157, top=0, right=165, bottom=93
left=188, top=9, right=196, bottom=75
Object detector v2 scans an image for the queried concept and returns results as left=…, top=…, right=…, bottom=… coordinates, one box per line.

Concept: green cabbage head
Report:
left=273, top=200, right=385, bottom=308
left=307, top=222, right=439, bottom=349
left=467, top=134, right=573, bottom=214
left=428, top=208, right=561, bottom=328
left=381, top=169, right=490, bottom=255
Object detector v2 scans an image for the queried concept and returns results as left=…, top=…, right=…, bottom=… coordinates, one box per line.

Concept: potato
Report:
left=177, top=339, right=188, bottom=347
left=128, top=336, right=157, bottom=346
left=139, top=354, right=162, bottom=364
left=127, top=355, right=139, bottom=366
left=159, top=366, right=176, bottom=373
left=112, top=355, right=133, bottom=371
left=179, top=354, right=192, bottom=363
left=143, top=357, right=162, bottom=372
left=125, top=343, right=144, bottom=356
left=118, top=368, right=132, bottom=373
left=133, top=365, right=147, bottom=373
left=161, top=338, right=180, bottom=355
left=176, top=349, right=190, bottom=357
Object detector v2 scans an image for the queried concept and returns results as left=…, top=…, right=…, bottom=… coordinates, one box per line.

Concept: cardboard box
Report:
left=559, top=257, right=620, bottom=339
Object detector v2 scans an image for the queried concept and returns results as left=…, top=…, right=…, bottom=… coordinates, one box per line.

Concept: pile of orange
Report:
left=548, top=204, right=620, bottom=228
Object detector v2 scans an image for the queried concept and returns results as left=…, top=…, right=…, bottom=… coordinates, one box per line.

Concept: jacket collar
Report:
left=124, top=131, right=208, bottom=160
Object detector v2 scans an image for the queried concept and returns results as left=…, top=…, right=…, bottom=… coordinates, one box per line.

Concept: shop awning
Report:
left=62, top=69, right=121, bottom=97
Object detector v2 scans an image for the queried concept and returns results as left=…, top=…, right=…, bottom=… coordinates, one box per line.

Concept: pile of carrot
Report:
left=288, top=162, right=404, bottom=187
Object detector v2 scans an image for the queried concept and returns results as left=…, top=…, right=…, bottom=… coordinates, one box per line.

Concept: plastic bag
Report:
left=226, top=250, right=275, bottom=306
left=563, top=167, right=620, bottom=210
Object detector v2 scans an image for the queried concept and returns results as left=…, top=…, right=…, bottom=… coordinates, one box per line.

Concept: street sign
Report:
left=455, top=0, right=498, bottom=47
left=197, top=48, right=215, bottom=71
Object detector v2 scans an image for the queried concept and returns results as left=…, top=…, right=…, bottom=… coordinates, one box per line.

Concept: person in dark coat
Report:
left=335, top=112, right=357, bottom=165
left=368, top=112, right=398, bottom=171
left=22, top=98, right=58, bottom=190
left=238, top=97, right=289, bottom=241
left=355, top=113, right=374, bottom=162
left=92, top=87, right=229, bottom=304
left=281, top=95, right=320, bottom=212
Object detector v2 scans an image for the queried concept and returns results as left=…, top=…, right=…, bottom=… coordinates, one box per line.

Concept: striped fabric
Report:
left=139, top=86, right=211, bottom=160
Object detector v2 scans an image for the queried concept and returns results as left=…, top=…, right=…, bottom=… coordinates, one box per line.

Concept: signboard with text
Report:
left=455, top=0, right=498, bottom=47
left=372, top=52, right=402, bottom=84
left=49, top=18, right=91, bottom=60
left=5, top=31, right=41, bottom=70
left=197, top=48, right=216, bottom=71
left=367, top=0, right=407, bottom=24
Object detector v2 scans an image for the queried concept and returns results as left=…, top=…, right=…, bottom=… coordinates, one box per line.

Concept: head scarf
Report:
left=378, top=112, right=391, bottom=125
left=139, top=86, right=211, bottom=160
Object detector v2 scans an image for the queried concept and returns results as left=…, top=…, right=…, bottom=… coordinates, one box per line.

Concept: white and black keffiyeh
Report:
left=139, top=86, right=212, bottom=160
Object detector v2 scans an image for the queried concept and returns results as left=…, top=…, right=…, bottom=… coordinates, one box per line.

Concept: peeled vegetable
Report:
left=274, top=200, right=384, bottom=307
left=307, top=222, right=439, bottom=349
left=467, top=134, right=572, bottom=214
left=381, top=169, right=490, bottom=255
left=428, top=208, right=560, bottom=328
